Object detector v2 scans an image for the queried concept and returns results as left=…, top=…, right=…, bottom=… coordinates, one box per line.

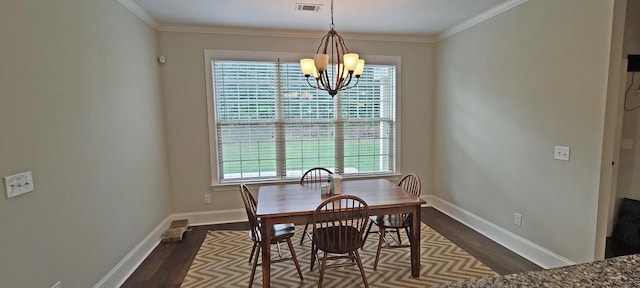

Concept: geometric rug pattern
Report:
left=181, top=223, right=499, bottom=287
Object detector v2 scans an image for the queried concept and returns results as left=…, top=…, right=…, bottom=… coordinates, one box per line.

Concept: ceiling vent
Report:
left=296, top=3, right=322, bottom=12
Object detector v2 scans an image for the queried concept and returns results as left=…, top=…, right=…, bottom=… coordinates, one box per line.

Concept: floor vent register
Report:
left=162, top=219, right=189, bottom=243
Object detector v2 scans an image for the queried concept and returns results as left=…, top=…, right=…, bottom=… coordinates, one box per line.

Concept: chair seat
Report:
left=370, top=214, right=409, bottom=229
left=250, top=223, right=296, bottom=243
left=313, top=226, right=362, bottom=254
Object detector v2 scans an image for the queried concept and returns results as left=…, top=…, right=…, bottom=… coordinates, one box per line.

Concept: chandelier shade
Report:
left=300, top=0, right=364, bottom=96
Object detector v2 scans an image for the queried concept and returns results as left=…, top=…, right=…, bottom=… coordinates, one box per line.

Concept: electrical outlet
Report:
left=204, top=193, right=211, bottom=204
left=514, top=213, right=522, bottom=226
left=52, top=281, right=62, bottom=288
left=554, top=146, right=570, bottom=161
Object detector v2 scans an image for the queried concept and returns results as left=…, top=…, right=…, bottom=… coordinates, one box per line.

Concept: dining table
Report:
left=256, top=178, right=427, bottom=288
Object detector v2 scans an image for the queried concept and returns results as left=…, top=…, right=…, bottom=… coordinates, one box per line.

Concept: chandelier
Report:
left=300, top=0, right=365, bottom=97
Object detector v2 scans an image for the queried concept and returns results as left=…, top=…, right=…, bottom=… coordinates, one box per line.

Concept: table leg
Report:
left=261, top=217, right=271, bottom=287
left=410, top=205, right=421, bottom=277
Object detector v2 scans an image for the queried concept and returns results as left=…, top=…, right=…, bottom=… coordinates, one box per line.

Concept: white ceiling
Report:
left=130, top=0, right=511, bottom=37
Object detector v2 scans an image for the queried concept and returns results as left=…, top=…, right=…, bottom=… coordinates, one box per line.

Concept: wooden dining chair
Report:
left=299, top=167, right=334, bottom=245
left=240, top=184, right=304, bottom=287
left=364, top=174, right=421, bottom=270
left=311, top=195, right=369, bottom=288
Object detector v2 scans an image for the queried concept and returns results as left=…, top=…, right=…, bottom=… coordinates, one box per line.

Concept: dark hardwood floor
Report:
left=121, top=207, right=541, bottom=288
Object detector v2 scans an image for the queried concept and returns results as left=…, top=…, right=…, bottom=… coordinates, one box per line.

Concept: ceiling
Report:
left=130, top=0, right=511, bottom=37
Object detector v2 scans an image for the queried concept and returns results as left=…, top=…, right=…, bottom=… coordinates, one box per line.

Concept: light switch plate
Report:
left=554, top=146, right=570, bottom=161
left=4, top=171, right=34, bottom=198
left=621, top=138, right=634, bottom=150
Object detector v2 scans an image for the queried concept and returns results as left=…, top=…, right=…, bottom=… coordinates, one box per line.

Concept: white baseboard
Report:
left=97, top=196, right=576, bottom=287
left=171, top=208, right=247, bottom=226
left=93, top=215, right=172, bottom=288
left=424, top=195, right=575, bottom=269
left=94, top=208, right=247, bottom=288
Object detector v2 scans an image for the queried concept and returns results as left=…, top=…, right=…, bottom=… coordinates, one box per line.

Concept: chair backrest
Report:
left=398, top=174, right=421, bottom=197
left=300, top=167, right=334, bottom=185
left=240, top=184, right=260, bottom=240
left=312, top=195, right=369, bottom=253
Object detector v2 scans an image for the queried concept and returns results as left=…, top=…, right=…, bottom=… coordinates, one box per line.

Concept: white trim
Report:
left=424, top=195, right=574, bottom=269
left=436, top=0, right=528, bottom=42
left=159, top=24, right=434, bottom=43
left=204, top=50, right=402, bottom=185
left=117, top=0, right=158, bottom=28
left=94, top=208, right=247, bottom=287
left=93, top=215, right=172, bottom=288
left=117, top=0, right=523, bottom=43
left=114, top=0, right=433, bottom=43
left=172, top=209, right=247, bottom=226
left=96, top=194, right=577, bottom=287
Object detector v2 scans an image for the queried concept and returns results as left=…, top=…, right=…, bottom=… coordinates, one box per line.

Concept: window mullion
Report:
left=335, top=93, right=344, bottom=174
left=275, top=59, right=286, bottom=179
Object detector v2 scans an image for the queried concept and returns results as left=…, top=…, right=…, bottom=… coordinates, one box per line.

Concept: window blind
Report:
left=212, top=59, right=396, bottom=182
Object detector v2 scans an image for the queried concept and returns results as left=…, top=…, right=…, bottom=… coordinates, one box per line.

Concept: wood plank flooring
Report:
left=121, top=207, right=541, bottom=288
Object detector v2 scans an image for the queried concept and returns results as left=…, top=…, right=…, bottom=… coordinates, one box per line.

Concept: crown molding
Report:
left=436, top=0, right=528, bottom=42
left=118, top=0, right=158, bottom=28
left=158, top=24, right=435, bottom=43
left=117, top=0, right=526, bottom=44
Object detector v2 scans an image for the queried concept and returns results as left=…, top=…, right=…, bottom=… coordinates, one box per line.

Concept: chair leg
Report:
left=249, top=244, right=261, bottom=288
left=310, top=243, right=318, bottom=271
left=249, top=241, right=258, bottom=263
left=404, top=227, right=411, bottom=243
left=362, top=221, right=374, bottom=248
left=285, top=238, right=304, bottom=281
left=300, top=223, right=310, bottom=245
left=353, top=250, right=369, bottom=288
left=318, top=251, right=328, bottom=288
left=374, top=227, right=386, bottom=270
left=395, top=228, right=402, bottom=245
left=277, top=242, right=283, bottom=258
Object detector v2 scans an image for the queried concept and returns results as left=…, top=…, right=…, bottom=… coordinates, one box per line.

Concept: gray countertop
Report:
left=438, top=254, right=640, bottom=287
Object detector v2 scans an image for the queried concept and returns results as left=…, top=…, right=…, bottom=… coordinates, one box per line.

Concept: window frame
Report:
left=204, top=50, right=402, bottom=185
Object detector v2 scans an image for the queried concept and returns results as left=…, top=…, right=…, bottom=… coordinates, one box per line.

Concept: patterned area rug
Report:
left=181, top=223, right=498, bottom=287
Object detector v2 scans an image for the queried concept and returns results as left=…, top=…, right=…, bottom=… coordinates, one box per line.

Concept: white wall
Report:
left=434, top=0, right=615, bottom=263
left=157, top=29, right=434, bottom=213
left=0, top=1, right=171, bottom=287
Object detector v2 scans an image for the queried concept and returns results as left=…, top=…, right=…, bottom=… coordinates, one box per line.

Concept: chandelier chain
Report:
left=330, top=0, right=335, bottom=30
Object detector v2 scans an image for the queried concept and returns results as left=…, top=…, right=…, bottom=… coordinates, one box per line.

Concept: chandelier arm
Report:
left=319, top=71, right=331, bottom=91
left=333, top=35, right=344, bottom=90
left=342, top=76, right=360, bottom=90
left=342, top=73, right=354, bottom=88
left=336, top=34, right=349, bottom=54
left=317, top=76, right=330, bottom=91
left=305, top=77, right=317, bottom=90
left=317, top=33, right=330, bottom=55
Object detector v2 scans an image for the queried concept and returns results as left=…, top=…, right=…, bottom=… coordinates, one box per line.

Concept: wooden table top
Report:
left=256, top=178, right=426, bottom=218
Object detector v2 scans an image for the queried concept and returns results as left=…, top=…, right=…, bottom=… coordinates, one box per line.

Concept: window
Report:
left=205, top=50, right=398, bottom=183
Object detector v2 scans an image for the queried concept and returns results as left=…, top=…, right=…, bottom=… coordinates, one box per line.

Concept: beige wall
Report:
left=434, top=0, right=615, bottom=263
left=157, top=31, right=434, bottom=213
left=0, top=1, right=171, bottom=287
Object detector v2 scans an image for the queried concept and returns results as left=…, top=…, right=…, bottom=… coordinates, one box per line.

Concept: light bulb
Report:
left=300, top=59, right=316, bottom=76
left=344, top=53, right=359, bottom=71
